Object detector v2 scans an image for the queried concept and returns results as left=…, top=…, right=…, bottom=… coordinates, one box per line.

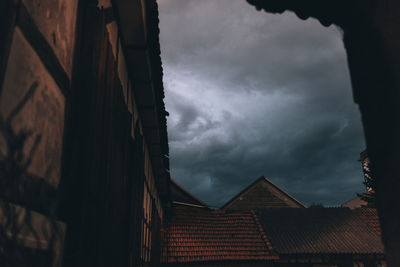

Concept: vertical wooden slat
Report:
left=61, top=1, right=164, bottom=267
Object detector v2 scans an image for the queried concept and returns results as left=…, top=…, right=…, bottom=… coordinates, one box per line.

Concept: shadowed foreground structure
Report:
left=0, top=0, right=399, bottom=266
left=246, top=1, right=400, bottom=266
left=0, top=0, right=170, bottom=266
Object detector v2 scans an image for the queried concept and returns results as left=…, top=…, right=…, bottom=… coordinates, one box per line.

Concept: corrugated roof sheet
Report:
left=257, top=208, right=385, bottom=255
left=353, top=208, right=382, bottom=236
left=161, top=204, right=278, bottom=263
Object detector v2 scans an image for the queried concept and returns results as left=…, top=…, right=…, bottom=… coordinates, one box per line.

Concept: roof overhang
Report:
left=111, top=0, right=170, bottom=204
left=246, top=0, right=356, bottom=28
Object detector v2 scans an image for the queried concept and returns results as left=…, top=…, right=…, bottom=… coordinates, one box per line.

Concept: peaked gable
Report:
left=221, top=176, right=306, bottom=210
left=170, top=178, right=211, bottom=209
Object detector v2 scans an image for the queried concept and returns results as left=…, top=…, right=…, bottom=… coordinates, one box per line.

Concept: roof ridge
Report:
left=262, top=177, right=307, bottom=208
left=172, top=201, right=212, bottom=210
left=221, top=176, right=306, bottom=209
left=171, top=178, right=211, bottom=208
left=250, top=210, right=278, bottom=259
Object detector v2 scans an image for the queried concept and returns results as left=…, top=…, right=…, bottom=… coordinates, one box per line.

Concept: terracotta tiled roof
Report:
left=353, top=208, right=382, bottom=236
left=161, top=204, right=278, bottom=263
left=341, top=196, right=367, bottom=210
left=257, top=208, right=385, bottom=255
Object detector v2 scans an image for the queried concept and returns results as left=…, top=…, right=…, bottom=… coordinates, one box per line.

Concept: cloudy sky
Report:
left=157, top=0, right=366, bottom=208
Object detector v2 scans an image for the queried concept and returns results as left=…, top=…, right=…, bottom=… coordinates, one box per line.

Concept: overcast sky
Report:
left=157, top=0, right=366, bottom=208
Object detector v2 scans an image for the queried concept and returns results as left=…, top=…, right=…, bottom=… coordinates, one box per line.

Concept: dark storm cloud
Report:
left=158, top=0, right=366, bottom=207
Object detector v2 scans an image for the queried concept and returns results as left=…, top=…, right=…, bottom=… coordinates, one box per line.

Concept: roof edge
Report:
left=262, top=177, right=307, bottom=208
left=220, top=176, right=265, bottom=209
left=171, top=178, right=211, bottom=209
left=221, top=176, right=306, bottom=209
left=172, top=201, right=213, bottom=210
left=251, top=210, right=279, bottom=258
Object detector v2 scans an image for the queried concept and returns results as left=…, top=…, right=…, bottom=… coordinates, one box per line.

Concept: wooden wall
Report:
left=0, top=1, right=77, bottom=266
left=0, top=1, right=166, bottom=267
left=61, top=1, right=165, bottom=267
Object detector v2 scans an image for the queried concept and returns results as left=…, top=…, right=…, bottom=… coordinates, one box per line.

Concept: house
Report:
left=0, top=0, right=170, bottom=266
left=341, top=196, right=368, bottom=210
left=162, top=178, right=278, bottom=266
left=257, top=208, right=386, bottom=267
left=1, top=1, right=396, bottom=266
left=221, top=176, right=306, bottom=211
left=161, top=204, right=386, bottom=267
left=161, top=204, right=278, bottom=266
left=353, top=207, right=382, bottom=237
left=161, top=179, right=386, bottom=267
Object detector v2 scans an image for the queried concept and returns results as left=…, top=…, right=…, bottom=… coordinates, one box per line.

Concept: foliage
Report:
left=358, top=156, right=376, bottom=208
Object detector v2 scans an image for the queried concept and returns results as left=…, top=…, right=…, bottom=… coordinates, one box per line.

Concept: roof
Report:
left=341, top=196, right=367, bottom=210
left=257, top=208, right=385, bottom=255
left=353, top=208, right=382, bottom=236
left=221, top=176, right=306, bottom=210
left=161, top=204, right=278, bottom=263
left=170, top=178, right=211, bottom=209
left=246, top=0, right=354, bottom=28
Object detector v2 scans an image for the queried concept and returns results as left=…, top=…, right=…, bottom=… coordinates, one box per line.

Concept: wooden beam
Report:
left=17, top=3, right=70, bottom=96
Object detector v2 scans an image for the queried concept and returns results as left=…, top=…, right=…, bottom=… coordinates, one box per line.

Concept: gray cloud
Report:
left=158, top=0, right=366, bottom=207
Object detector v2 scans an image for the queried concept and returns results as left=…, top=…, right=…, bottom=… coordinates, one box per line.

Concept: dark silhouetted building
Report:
left=0, top=0, right=170, bottom=266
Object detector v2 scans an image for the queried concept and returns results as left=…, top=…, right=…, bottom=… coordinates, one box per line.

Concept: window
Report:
left=141, top=181, right=153, bottom=264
